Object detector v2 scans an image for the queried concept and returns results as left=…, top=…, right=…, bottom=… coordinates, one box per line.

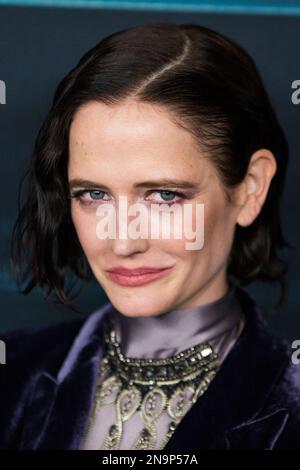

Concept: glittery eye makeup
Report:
left=69, top=189, right=189, bottom=207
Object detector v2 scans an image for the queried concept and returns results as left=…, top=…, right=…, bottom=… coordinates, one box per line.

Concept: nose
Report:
left=112, top=237, right=149, bottom=257
left=108, top=195, right=150, bottom=257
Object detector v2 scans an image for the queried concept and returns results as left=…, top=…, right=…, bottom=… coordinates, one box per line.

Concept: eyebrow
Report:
left=69, top=178, right=201, bottom=191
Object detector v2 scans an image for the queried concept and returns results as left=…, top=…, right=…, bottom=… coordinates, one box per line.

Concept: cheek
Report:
left=201, top=201, right=236, bottom=261
left=150, top=204, right=207, bottom=263
left=171, top=198, right=236, bottom=273
left=71, top=205, right=105, bottom=257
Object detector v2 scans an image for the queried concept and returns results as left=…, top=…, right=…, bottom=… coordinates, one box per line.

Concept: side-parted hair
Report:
left=11, top=22, right=290, bottom=312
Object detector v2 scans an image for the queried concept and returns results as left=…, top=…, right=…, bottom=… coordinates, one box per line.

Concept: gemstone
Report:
left=201, top=348, right=212, bottom=357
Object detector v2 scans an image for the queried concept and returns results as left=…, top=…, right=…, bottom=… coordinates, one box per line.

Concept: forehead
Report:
left=68, top=99, right=209, bottom=180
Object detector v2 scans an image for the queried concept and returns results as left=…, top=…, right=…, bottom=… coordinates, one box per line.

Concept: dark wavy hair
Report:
left=11, top=22, right=290, bottom=313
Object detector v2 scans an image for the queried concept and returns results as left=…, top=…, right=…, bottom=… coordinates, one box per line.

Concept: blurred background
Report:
left=0, top=0, right=299, bottom=341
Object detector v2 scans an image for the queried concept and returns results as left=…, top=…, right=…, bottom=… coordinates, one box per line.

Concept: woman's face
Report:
left=68, top=99, right=241, bottom=317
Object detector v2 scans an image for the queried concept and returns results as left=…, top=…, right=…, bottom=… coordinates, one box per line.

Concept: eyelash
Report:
left=69, top=189, right=188, bottom=207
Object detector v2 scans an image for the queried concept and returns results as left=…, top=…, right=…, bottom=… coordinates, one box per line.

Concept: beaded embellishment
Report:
left=85, top=315, right=220, bottom=450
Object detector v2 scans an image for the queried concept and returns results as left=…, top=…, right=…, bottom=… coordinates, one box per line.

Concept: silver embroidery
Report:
left=85, top=316, right=220, bottom=450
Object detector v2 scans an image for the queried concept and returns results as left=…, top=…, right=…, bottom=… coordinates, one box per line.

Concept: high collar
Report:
left=18, top=285, right=291, bottom=450
left=110, top=281, right=244, bottom=359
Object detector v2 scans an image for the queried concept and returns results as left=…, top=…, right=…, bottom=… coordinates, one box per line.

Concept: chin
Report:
left=108, top=296, right=169, bottom=318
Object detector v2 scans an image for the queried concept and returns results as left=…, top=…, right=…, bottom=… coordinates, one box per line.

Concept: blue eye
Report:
left=70, top=188, right=187, bottom=207
left=70, top=189, right=107, bottom=206
left=89, top=190, right=105, bottom=200
left=148, top=190, right=185, bottom=205
left=159, top=191, right=176, bottom=201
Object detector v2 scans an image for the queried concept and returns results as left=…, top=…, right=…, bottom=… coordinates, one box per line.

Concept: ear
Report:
left=236, top=149, right=277, bottom=227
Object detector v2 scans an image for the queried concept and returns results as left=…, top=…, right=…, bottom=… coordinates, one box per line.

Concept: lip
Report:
left=105, top=266, right=174, bottom=286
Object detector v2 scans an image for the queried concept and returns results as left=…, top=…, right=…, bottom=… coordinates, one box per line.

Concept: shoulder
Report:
left=0, top=303, right=111, bottom=448
left=0, top=317, right=85, bottom=375
left=230, top=286, right=300, bottom=449
left=0, top=315, right=87, bottom=431
left=0, top=317, right=84, bottom=447
left=0, top=300, right=111, bottom=381
left=268, top=348, right=300, bottom=449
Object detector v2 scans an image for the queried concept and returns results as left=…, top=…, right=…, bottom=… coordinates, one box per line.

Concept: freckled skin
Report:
left=68, top=99, right=276, bottom=318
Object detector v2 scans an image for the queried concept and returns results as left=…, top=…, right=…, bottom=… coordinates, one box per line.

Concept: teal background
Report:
left=0, top=0, right=300, bottom=15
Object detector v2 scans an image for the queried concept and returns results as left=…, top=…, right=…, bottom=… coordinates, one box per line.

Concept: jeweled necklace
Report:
left=87, top=315, right=220, bottom=450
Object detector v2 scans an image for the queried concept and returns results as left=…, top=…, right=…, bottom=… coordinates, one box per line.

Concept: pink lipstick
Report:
left=105, top=266, right=173, bottom=286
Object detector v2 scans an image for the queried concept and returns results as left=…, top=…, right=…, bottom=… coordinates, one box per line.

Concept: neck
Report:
left=109, top=280, right=245, bottom=362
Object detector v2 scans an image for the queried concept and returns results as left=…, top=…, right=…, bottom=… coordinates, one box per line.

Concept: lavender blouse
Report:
left=81, top=281, right=245, bottom=450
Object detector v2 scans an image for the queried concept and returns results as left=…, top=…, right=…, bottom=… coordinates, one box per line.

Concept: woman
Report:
left=1, top=22, right=300, bottom=450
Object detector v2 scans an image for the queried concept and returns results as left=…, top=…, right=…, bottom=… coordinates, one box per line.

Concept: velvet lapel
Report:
left=19, top=302, right=113, bottom=450
left=18, top=287, right=291, bottom=450
left=164, top=287, right=291, bottom=450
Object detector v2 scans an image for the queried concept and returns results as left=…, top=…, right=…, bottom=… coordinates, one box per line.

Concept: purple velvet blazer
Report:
left=1, top=286, right=300, bottom=450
